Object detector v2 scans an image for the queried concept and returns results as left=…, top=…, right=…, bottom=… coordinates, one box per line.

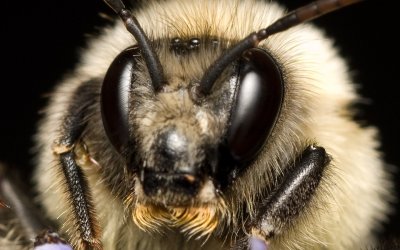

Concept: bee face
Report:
left=100, top=36, right=284, bottom=208
left=19, top=0, right=393, bottom=249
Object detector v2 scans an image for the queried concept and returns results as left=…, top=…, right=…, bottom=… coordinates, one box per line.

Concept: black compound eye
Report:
left=226, top=48, right=284, bottom=163
left=101, top=46, right=140, bottom=154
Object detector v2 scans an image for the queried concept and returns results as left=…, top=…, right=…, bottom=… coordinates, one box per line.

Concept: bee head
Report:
left=101, top=39, right=284, bottom=206
left=98, top=0, right=361, bottom=235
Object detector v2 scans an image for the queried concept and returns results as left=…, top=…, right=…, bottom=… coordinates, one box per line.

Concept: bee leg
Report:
left=52, top=79, right=103, bottom=249
left=237, top=145, right=330, bottom=249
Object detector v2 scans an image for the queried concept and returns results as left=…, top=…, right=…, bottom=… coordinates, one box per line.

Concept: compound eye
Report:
left=101, top=46, right=140, bottom=154
left=227, top=48, right=284, bottom=162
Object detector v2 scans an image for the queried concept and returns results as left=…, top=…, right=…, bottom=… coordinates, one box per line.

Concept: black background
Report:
left=2, top=0, right=399, bottom=239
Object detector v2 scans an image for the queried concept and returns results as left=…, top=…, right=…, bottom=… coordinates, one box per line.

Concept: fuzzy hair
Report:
left=31, top=0, right=393, bottom=249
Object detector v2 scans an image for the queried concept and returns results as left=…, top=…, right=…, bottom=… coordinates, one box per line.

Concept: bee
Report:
left=0, top=0, right=396, bottom=249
